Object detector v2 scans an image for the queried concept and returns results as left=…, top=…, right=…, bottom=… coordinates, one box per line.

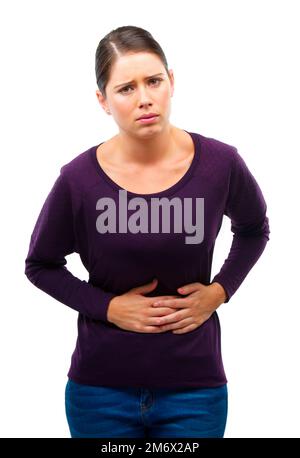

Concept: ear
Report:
left=168, top=69, right=175, bottom=97
left=96, top=89, right=110, bottom=114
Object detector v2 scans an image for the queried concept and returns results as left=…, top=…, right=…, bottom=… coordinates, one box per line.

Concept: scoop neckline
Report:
left=90, top=130, right=200, bottom=199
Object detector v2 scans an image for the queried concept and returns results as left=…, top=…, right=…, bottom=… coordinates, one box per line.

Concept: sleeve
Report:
left=211, top=147, right=270, bottom=302
left=24, top=168, right=117, bottom=322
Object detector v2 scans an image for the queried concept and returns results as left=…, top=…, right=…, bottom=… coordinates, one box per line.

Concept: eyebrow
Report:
left=114, top=73, right=165, bottom=89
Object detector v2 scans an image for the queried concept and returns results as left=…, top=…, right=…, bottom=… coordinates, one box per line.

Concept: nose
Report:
left=137, top=86, right=153, bottom=107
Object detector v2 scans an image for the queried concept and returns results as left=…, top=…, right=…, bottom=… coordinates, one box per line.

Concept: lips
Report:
left=137, top=113, right=158, bottom=120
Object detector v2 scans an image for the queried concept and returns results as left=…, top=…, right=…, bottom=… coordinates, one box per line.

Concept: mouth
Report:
left=136, top=115, right=159, bottom=124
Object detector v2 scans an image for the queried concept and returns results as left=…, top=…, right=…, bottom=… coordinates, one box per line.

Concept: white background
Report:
left=1, top=0, right=299, bottom=438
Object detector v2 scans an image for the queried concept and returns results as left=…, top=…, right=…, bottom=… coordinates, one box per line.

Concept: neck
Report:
left=114, top=124, right=180, bottom=166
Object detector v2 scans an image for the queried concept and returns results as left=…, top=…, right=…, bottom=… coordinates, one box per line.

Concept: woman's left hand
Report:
left=152, top=282, right=227, bottom=334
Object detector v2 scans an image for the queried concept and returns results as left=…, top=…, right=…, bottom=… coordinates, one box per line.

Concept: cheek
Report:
left=114, top=100, right=132, bottom=119
left=118, top=99, right=131, bottom=111
left=159, top=89, right=172, bottom=107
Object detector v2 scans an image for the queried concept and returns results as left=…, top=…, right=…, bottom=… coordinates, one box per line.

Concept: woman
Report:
left=24, top=25, right=270, bottom=438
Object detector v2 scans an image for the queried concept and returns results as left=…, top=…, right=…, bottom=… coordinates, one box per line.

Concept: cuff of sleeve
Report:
left=96, top=290, right=118, bottom=323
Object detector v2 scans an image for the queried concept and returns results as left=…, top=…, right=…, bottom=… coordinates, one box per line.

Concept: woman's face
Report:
left=96, top=52, right=174, bottom=137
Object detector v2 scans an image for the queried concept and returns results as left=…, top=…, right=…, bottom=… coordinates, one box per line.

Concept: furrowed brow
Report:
left=114, top=73, right=165, bottom=89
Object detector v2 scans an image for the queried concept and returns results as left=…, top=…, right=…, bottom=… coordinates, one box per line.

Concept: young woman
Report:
left=24, top=25, right=270, bottom=438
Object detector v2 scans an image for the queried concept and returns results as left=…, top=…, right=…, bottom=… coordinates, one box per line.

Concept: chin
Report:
left=138, top=127, right=162, bottom=138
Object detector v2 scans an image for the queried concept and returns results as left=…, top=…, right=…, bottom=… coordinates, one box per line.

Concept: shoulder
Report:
left=191, top=132, right=242, bottom=181
left=196, top=131, right=238, bottom=163
left=60, top=146, right=94, bottom=178
left=56, top=144, right=101, bottom=197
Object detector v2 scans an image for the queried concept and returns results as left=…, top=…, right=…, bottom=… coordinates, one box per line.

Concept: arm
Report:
left=211, top=147, right=270, bottom=302
left=24, top=168, right=117, bottom=322
left=208, top=281, right=228, bottom=305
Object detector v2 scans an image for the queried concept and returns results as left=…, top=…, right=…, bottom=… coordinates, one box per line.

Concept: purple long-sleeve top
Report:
left=24, top=130, right=270, bottom=388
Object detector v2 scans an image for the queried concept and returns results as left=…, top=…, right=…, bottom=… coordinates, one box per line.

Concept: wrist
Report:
left=209, top=282, right=227, bottom=305
left=107, top=296, right=118, bottom=323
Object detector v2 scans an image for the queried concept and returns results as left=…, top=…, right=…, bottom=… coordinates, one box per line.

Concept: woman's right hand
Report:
left=106, top=278, right=179, bottom=333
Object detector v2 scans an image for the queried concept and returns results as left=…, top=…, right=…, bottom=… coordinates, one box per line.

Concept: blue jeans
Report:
left=65, top=378, right=228, bottom=438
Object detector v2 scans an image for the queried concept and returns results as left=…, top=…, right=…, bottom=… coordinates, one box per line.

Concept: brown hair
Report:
left=95, top=25, right=170, bottom=98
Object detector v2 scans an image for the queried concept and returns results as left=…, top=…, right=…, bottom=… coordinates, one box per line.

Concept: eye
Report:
left=119, top=77, right=163, bottom=94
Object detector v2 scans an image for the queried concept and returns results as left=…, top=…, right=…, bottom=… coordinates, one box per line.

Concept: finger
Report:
left=144, top=325, right=169, bottom=333
left=148, top=307, right=179, bottom=317
left=177, top=282, right=204, bottom=294
left=152, top=298, right=188, bottom=308
left=161, top=317, right=194, bottom=331
left=147, top=295, right=178, bottom=303
left=172, top=323, right=199, bottom=334
left=156, top=310, right=188, bottom=326
left=147, top=310, right=181, bottom=326
left=161, top=295, right=179, bottom=299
